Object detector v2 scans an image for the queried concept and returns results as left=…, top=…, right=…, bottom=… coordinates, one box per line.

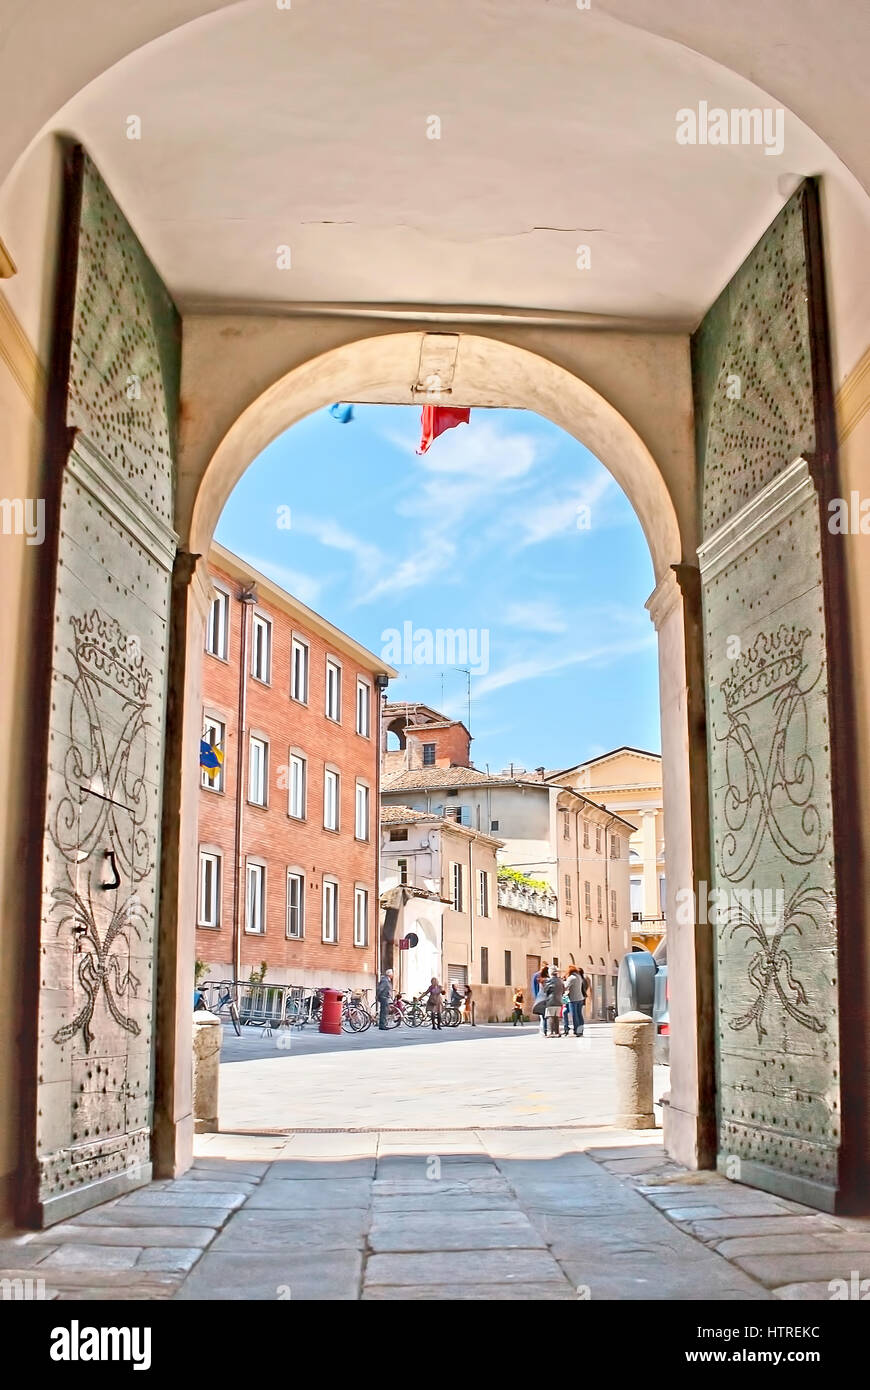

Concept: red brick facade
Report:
left=196, top=547, right=395, bottom=991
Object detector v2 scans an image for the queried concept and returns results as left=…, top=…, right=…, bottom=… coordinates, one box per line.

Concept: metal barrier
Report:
left=198, top=980, right=323, bottom=1029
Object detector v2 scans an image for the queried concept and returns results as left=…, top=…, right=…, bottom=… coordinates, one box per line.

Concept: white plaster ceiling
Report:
left=39, top=0, right=867, bottom=323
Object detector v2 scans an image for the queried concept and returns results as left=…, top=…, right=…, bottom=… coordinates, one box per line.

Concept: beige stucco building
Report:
left=553, top=749, right=665, bottom=953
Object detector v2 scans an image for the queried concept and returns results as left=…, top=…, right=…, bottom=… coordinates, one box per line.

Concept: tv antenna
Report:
left=454, top=667, right=472, bottom=734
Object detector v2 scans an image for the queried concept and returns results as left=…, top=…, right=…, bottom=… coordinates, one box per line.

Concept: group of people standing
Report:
left=531, top=962, right=589, bottom=1037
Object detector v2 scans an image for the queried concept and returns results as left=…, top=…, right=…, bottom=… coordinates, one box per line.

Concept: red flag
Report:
left=417, top=405, right=471, bottom=454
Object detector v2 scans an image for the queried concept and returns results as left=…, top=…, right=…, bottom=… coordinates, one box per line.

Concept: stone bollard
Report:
left=612, top=1010, right=657, bottom=1129
left=193, top=1010, right=222, bottom=1134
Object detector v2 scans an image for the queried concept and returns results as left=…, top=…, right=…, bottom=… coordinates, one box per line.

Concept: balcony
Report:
left=497, top=880, right=558, bottom=920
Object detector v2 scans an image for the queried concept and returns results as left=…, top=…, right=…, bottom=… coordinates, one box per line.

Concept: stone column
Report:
left=193, top=1011, right=221, bottom=1133
left=646, top=566, right=715, bottom=1169
left=153, top=551, right=213, bottom=1178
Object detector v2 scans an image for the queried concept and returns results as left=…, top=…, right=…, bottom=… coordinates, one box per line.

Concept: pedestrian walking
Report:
left=564, top=966, right=585, bottom=1036
left=578, top=967, right=591, bottom=1027
left=376, top=968, right=394, bottom=1030
left=511, top=988, right=525, bottom=1025
left=462, top=984, right=476, bottom=1026
left=448, top=981, right=462, bottom=1009
left=543, top=967, right=564, bottom=1037
left=534, top=964, right=550, bottom=1034
left=422, top=976, right=445, bottom=1029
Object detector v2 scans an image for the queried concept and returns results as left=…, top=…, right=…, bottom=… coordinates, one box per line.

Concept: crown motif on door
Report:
left=70, top=610, right=152, bottom=703
left=721, top=625, right=810, bottom=715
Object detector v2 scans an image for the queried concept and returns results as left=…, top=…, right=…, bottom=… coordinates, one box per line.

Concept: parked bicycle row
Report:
left=194, top=976, right=477, bottom=1036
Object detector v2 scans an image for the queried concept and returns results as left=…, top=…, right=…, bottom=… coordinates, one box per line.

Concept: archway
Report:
left=156, top=327, right=711, bottom=1184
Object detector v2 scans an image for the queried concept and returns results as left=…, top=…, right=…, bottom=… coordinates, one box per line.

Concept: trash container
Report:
left=319, top=988, right=343, bottom=1035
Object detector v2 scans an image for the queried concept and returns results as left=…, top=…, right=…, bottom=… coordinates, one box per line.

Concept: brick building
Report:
left=196, top=543, right=396, bottom=992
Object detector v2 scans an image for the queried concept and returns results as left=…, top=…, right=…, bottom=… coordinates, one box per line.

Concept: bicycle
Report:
left=441, top=1005, right=461, bottom=1027
left=341, top=991, right=371, bottom=1033
left=202, top=981, right=241, bottom=1036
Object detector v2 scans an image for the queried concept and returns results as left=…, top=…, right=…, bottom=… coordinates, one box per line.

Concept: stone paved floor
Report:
left=2, top=1027, right=868, bottom=1300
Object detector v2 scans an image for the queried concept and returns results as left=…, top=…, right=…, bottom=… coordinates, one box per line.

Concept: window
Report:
left=322, top=878, right=339, bottom=943
left=597, top=884, right=603, bottom=920
left=245, top=862, right=265, bottom=934
left=325, top=657, right=342, bottom=721
left=397, top=857, right=409, bottom=885
left=451, top=863, right=464, bottom=912
left=286, top=870, right=304, bottom=939
left=447, top=805, right=471, bottom=827
left=504, top=950, right=512, bottom=987
left=595, top=826, right=602, bottom=853
left=198, top=850, right=221, bottom=927
left=249, top=735, right=267, bottom=805
left=389, top=828, right=408, bottom=842
left=630, top=878, right=643, bottom=918
left=355, top=781, right=370, bottom=841
left=610, top=888, right=617, bottom=923
left=354, top=886, right=368, bottom=947
left=291, top=636, right=309, bottom=703
left=201, top=716, right=225, bottom=793
left=251, top=613, right=271, bottom=683
left=584, top=880, right=592, bottom=919
left=611, top=834, right=621, bottom=859
left=356, top=678, right=370, bottom=737
left=477, top=869, right=490, bottom=917
left=480, top=947, right=489, bottom=984
left=490, top=819, right=499, bottom=832
left=583, top=820, right=590, bottom=849
left=323, top=767, right=339, bottom=830
left=422, top=742, right=436, bottom=766
left=562, top=810, right=570, bottom=840
left=288, top=752, right=306, bottom=819
left=564, top=874, right=572, bottom=912
left=206, top=588, right=229, bottom=659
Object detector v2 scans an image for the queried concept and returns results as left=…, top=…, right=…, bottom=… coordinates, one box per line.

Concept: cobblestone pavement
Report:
left=1, top=1028, right=867, bottom=1301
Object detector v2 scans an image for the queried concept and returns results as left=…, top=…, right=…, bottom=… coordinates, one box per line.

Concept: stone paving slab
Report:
left=364, top=1248, right=570, bottom=1288
left=211, top=1209, right=369, bottom=1252
left=263, top=1158, right=375, bottom=1180
left=363, top=1282, right=580, bottom=1300
left=19, top=1222, right=216, bottom=1248
left=682, top=1215, right=842, bottom=1244
left=177, top=1249, right=362, bottom=1300
left=370, top=1193, right=518, bottom=1213
left=729, top=1252, right=870, bottom=1287
left=245, top=1178, right=373, bottom=1209
left=368, top=1212, right=544, bottom=1253
left=69, top=1205, right=226, bottom=1228
left=120, top=1187, right=248, bottom=1210
left=559, top=1256, right=771, bottom=1301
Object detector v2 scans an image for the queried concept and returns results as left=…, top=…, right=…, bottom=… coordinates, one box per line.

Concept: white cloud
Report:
left=503, top=599, right=568, bottom=635
left=510, top=470, right=620, bottom=548
left=237, top=554, right=323, bottom=609
left=359, top=534, right=457, bottom=605
left=292, top=515, right=383, bottom=578
left=473, top=632, right=657, bottom=698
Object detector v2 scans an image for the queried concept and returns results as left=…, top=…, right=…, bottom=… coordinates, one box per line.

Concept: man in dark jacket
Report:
left=376, top=969, right=394, bottom=1030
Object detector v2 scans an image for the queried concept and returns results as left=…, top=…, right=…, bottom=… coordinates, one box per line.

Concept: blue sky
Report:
left=215, top=404, right=660, bottom=773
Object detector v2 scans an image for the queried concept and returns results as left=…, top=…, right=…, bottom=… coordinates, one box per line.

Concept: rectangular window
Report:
left=389, top=828, right=408, bottom=842
left=490, top=819, right=499, bottom=832
left=355, top=781, right=370, bottom=841
left=249, top=735, right=267, bottom=805
left=356, top=678, right=370, bottom=737
left=451, top=862, right=463, bottom=912
left=477, top=869, right=490, bottom=918
left=206, top=589, right=229, bottom=659
left=610, top=834, right=621, bottom=859
left=562, top=810, right=570, bottom=840
left=291, top=636, right=309, bottom=703
left=422, top=742, right=436, bottom=766
left=288, top=752, right=306, bottom=819
left=201, top=717, right=226, bottom=793
left=504, top=950, right=512, bottom=987
left=584, top=880, right=592, bottom=919
left=564, top=874, right=572, bottom=911
left=198, top=850, right=221, bottom=927
left=325, top=657, right=342, bottom=721
left=480, top=946, right=489, bottom=985
left=597, top=884, right=603, bottom=920
left=286, top=871, right=304, bottom=939
left=595, top=826, right=602, bottom=854
left=322, top=878, right=339, bottom=943
left=610, top=888, right=617, bottom=924
left=323, top=767, right=339, bottom=830
left=354, top=887, right=368, bottom=947
left=397, top=857, right=409, bottom=885
left=245, top=862, right=265, bottom=934
left=583, top=820, right=590, bottom=849
left=251, top=613, right=271, bottom=683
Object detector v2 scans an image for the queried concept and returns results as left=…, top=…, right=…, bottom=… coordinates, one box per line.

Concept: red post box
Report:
left=319, top=988, right=343, bottom=1035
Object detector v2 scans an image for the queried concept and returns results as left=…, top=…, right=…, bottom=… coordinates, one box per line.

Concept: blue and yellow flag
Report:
left=200, top=736, right=224, bottom=782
